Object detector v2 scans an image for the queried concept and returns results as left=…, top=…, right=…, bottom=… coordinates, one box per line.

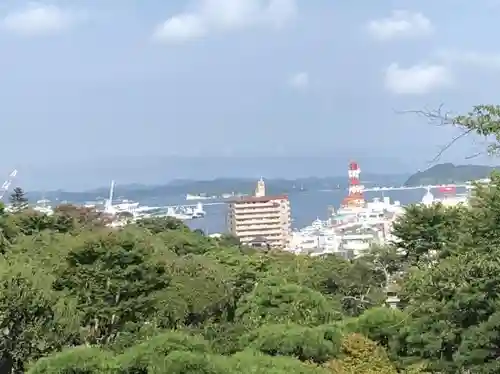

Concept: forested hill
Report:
left=404, top=163, right=498, bottom=186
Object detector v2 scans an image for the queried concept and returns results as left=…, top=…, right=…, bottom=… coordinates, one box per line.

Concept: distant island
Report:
left=404, top=163, right=498, bottom=186
left=27, top=174, right=408, bottom=203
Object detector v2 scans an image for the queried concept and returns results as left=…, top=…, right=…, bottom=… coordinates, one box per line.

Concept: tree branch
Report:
left=428, top=129, right=474, bottom=164
left=394, top=103, right=455, bottom=127
left=342, top=286, right=373, bottom=304
left=342, top=295, right=374, bottom=305
left=395, top=104, right=477, bottom=163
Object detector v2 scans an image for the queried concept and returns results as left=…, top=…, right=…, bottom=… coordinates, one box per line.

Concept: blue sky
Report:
left=0, top=0, right=499, bottom=189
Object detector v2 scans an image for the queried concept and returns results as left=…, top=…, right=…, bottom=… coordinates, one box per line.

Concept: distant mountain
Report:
left=404, top=163, right=498, bottom=186
left=15, top=155, right=414, bottom=191
left=26, top=174, right=409, bottom=203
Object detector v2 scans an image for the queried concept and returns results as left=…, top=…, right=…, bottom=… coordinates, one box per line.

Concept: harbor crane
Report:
left=0, top=169, right=18, bottom=200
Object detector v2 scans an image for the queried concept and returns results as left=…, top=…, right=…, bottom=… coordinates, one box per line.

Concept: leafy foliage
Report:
left=391, top=202, right=465, bottom=266
left=52, top=230, right=171, bottom=345
left=325, top=333, right=398, bottom=373
left=0, top=274, right=74, bottom=373
left=235, top=278, right=341, bottom=326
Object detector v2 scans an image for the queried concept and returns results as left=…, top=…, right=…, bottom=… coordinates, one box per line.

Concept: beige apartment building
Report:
left=226, top=178, right=292, bottom=248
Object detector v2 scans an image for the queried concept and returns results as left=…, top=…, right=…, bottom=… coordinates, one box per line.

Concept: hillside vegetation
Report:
left=3, top=168, right=500, bottom=372
left=404, top=162, right=497, bottom=186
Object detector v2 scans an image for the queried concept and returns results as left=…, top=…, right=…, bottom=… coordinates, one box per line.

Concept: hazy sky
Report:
left=0, top=0, right=499, bottom=189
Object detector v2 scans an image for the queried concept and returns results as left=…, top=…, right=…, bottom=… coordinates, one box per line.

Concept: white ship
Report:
left=164, top=207, right=192, bottom=220
left=185, top=193, right=212, bottom=201
left=152, top=202, right=206, bottom=220
left=184, top=202, right=206, bottom=218
left=112, top=199, right=140, bottom=214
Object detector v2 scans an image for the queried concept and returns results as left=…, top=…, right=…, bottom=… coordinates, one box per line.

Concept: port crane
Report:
left=0, top=169, right=18, bottom=201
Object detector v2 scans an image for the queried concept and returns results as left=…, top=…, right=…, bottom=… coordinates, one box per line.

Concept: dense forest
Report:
left=1, top=170, right=500, bottom=373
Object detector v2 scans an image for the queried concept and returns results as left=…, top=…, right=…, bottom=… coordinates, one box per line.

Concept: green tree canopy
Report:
left=9, top=187, right=28, bottom=212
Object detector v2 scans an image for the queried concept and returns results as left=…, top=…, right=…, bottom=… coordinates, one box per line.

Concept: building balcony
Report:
left=234, top=217, right=282, bottom=224
left=236, top=228, right=284, bottom=237
left=232, top=201, right=282, bottom=209
left=232, top=207, right=288, bottom=214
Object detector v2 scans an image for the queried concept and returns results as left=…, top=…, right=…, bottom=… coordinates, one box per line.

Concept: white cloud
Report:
left=288, top=71, right=309, bottom=89
left=384, top=63, right=452, bottom=95
left=367, top=10, right=432, bottom=41
left=436, top=49, right=500, bottom=70
left=153, top=0, right=297, bottom=44
left=2, top=3, right=82, bottom=36
left=153, top=14, right=206, bottom=44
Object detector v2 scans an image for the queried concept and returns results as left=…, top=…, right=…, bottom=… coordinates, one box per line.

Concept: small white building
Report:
left=421, top=186, right=469, bottom=207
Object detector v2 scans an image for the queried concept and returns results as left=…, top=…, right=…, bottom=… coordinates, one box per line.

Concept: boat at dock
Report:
left=185, top=193, right=213, bottom=201
left=101, top=181, right=208, bottom=224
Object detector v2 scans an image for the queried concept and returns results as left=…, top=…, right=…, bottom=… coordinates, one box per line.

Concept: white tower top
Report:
left=104, top=180, right=116, bottom=215
left=255, top=177, right=266, bottom=197
left=422, top=186, right=434, bottom=206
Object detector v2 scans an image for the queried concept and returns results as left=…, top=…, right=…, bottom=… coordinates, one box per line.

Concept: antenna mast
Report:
left=104, top=180, right=116, bottom=215
left=341, top=161, right=365, bottom=208
left=0, top=169, right=18, bottom=200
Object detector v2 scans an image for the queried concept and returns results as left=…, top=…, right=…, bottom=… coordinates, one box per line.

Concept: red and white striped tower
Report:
left=342, top=161, right=365, bottom=207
